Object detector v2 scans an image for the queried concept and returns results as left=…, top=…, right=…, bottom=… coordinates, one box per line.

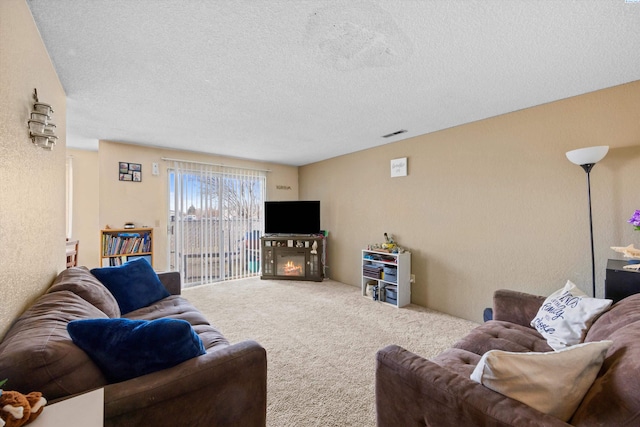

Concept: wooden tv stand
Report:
left=260, top=235, right=325, bottom=282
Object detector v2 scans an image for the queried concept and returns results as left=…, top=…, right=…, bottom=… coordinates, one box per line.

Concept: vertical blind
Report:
left=169, top=160, right=266, bottom=287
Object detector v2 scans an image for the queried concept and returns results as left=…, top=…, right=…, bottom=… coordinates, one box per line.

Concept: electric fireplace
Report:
left=260, top=235, right=324, bottom=282
left=277, top=253, right=305, bottom=277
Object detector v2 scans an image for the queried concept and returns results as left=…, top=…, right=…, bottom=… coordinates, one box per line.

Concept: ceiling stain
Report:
left=304, top=2, right=414, bottom=71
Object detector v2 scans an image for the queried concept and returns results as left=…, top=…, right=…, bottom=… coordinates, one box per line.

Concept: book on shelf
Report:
left=102, top=255, right=127, bottom=266
left=118, top=232, right=140, bottom=238
left=102, top=232, right=151, bottom=256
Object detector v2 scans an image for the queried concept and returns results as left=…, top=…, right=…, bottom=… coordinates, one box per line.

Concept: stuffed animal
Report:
left=0, top=391, right=46, bottom=427
left=24, top=393, right=45, bottom=424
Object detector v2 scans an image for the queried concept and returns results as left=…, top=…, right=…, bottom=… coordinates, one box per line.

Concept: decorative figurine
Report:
left=611, top=245, right=640, bottom=270
left=611, top=244, right=640, bottom=259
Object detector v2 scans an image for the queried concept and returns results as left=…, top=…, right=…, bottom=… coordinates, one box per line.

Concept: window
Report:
left=168, top=160, right=266, bottom=287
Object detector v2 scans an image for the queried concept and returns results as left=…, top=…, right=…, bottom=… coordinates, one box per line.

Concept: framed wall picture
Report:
left=119, top=162, right=142, bottom=182
left=390, top=157, right=407, bottom=177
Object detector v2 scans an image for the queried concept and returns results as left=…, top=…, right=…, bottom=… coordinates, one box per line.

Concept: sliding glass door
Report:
left=168, top=161, right=265, bottom=287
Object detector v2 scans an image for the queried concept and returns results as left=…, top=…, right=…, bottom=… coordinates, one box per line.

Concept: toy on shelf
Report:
left=368, top=233, right=406, bottom=254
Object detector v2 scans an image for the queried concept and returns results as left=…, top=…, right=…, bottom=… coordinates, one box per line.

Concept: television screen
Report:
left=264, top=201, right=320, bottom=235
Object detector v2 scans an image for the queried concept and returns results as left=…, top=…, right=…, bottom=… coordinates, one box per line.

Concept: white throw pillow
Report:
left=530, top=280, right=612, bottom=350
left=470, top=340, right=612, bottom=421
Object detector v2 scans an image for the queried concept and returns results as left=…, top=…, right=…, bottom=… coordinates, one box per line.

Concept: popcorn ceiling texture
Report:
left=304, top=2, right=413, bottom=71
left=0, top=0, right=67, bottom=338
left=26, top=0, right=640, bottom=166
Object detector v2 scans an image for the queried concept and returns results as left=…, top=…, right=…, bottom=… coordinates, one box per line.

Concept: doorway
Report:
left=168, top=160, right=265, bottom=287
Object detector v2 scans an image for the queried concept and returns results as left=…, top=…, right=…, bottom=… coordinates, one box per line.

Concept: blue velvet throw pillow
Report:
left=67, top=318, right=206, bottom=383
left=90, top=257, right=170, bottom=315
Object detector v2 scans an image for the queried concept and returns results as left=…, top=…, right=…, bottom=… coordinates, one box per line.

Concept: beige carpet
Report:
left=183, top=277, right=478, bottom=427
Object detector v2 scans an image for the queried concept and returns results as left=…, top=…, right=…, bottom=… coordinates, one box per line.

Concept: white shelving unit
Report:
left=361, top=249, right=411, bottom=308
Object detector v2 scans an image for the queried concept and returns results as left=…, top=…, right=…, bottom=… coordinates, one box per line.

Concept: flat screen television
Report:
left=264, top=201, right=321, bottom=235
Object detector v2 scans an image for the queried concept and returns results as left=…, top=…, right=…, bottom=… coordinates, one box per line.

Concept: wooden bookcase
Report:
left=100, top=228, right=153, bottom=267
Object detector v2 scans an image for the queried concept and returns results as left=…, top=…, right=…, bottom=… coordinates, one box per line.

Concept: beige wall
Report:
left=0, top=0, right=67, bottom=337
left=67, top=141, right=298, bottom=270
left=68, top=149, right=100, bottom=267
left=300, top=81, right=640, bottom=322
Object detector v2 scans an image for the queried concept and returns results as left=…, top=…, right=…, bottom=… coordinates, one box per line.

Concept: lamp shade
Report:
left=566, top=146, right=609, bottom=166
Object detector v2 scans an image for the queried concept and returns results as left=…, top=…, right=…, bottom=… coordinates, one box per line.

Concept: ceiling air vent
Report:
left=382, top=129, right=407, bottom=138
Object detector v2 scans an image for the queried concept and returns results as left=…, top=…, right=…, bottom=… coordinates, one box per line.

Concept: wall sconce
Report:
left=27, top=88, right=57, bottom=150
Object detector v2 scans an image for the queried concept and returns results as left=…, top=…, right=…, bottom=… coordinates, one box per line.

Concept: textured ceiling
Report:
left=27, top=0, right=640, bottom=166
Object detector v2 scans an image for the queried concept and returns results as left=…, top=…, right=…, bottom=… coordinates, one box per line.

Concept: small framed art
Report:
left=119, top=162, right=142, bottom=182
left=390, top=157, right=407, bottom=177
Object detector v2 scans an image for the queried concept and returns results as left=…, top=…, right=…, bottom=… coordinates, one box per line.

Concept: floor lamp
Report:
left=566, top=146, right=609, bottom=297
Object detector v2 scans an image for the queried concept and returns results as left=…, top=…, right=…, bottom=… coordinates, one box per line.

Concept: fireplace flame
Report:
left=283, top=260, right=303, bottom=276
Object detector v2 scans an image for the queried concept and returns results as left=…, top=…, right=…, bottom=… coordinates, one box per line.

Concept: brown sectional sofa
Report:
left=376, top=289, right=640, bottom=426
left=0, top=267, right=267, bottom=427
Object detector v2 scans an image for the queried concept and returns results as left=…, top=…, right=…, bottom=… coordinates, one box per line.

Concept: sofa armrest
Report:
left=104, top=340, right=266, bottom=427
left=493, top=289, right=545, bottom=328
left=157, top=271, right=181, bottom=295
left=376, top=345, right=569, bottom=427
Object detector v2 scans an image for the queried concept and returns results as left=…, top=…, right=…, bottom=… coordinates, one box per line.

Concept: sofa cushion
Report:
left=470, top=340, right=612, bottom=422
left=570, top=294, right=640, bottom=425
left=584, top=293, right=640, bottom=342
left=90, top=258, right=170, bottom=315
left=530, top=280, right=611, bottom=350
left=431, top=348, right=480, bottom=378
left=0, top=291, right=109, bottom=400
left=67, top=318, right=206, bottom=383
left=452, top=320, right=552, bottom=355
left=125, top=295, right=230, bottom=350
left=47, top=266, right=120, bottom=318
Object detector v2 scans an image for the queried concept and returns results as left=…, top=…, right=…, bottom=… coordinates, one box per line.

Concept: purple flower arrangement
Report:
left=628, top=210, right=640, bottom=231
